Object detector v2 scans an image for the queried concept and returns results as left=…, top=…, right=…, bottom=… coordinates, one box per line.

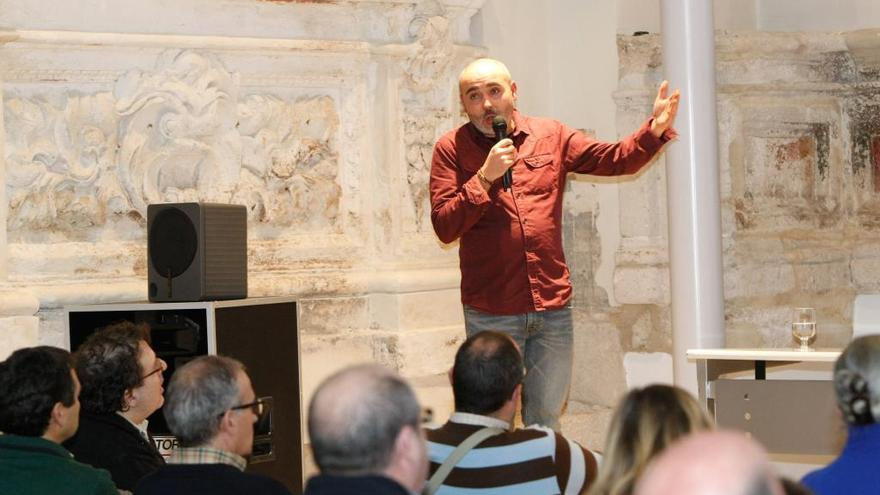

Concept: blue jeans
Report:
left=462, top=305, right=573, bottom=431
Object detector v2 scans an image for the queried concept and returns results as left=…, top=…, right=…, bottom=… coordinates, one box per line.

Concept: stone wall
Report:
left=615, top=29, right=880, bottom=356
left=0, top=0, right=488, bottom=424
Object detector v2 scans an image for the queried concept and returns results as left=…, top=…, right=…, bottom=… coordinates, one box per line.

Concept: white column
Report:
left=660, top=0, right=725, bottom=393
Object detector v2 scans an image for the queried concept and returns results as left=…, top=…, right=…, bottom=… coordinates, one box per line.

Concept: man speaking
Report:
left=429, top=58, right=680, bottom=430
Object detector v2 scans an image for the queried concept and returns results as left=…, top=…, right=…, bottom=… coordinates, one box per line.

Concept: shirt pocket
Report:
left=520, top=153, right=558, bottom=194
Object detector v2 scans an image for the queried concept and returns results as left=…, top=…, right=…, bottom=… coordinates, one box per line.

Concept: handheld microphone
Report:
left=492, top=116, right=512, bottom=191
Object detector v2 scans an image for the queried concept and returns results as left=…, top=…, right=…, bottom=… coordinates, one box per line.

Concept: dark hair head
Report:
left=73, top=321, right=150, bottom=414
left=0, top=346, right=76, bottom=436
left=452, top=330, right=524, bottom=415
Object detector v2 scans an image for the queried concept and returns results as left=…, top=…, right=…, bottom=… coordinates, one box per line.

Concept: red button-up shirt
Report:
left=430, top=111, right=674, bottom=315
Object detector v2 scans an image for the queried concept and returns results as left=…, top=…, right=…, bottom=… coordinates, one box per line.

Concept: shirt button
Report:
left=523, top=219, right=528, bottom=224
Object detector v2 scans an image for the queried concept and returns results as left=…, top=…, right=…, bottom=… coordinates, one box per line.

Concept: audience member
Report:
left=304, top=364, right=428, bottom=495
left=425, top=330, right=598, bottom=494
left=634, top=430, right=784, bottom=495
left=589, top=384, right=713, bottom=495
left=781, top=478, right=815, bottom=495
left=135, top=355, right=290, bottom=495
left=801, top=335, right=880, bottom=495
left=0, top=346, right=117, bottom=495
left=65, top=321, right=166, bottom=491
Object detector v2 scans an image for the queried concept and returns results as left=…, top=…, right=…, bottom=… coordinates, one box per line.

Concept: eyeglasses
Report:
left=141, top=360, right=165, bottom=380
left=226, top=397, right=269, bottom=418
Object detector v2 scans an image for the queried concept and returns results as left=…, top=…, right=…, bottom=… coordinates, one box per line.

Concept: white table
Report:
left=687, top=348, right=842, bottom=455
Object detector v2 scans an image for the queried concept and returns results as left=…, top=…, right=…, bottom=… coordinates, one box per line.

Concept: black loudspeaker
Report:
left=148, top=203, right=247, bottom=302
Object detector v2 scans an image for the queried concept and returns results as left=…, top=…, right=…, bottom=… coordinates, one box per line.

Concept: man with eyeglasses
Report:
left=134, top=355, right=291, bottom=495
left=65, top=321, right=167, bottom=491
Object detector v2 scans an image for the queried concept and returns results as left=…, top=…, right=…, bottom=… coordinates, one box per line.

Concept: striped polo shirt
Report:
left=426, top=413, right=598, bottom=495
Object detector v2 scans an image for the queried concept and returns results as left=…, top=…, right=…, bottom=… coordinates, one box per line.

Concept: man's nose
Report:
left=482, top=98, right=494, bottom=111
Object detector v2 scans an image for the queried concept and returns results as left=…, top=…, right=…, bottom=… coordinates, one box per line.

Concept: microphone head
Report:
left=492, top=116, right=507, bottom=140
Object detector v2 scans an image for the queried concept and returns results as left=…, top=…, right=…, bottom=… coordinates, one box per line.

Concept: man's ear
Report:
left=510, top=80, right=518, bottom=104
left=217, top=410, right=235, bottom=434
left=123, top=388, right=135, bottom=411
left=393, top=425, right=421, bottom=468
left=512, top=383, right=523, bottom=403
left=49, top=401, right=66, bottom=430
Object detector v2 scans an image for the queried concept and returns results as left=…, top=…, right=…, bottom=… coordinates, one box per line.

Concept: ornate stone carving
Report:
left=403, top=109, right=450, bottom=231
left=114, top=50, right=242, bottom=214
left=404, top=0, right=454, bottom=95
left=4, top=92, right=123, bottom=240
left=400, top=0, right=457, bottom=233
left=4, top=49, right=343, bottom=240
left=235, top=93, right=341, bottom=232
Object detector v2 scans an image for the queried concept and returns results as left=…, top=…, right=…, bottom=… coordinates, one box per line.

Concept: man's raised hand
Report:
left=650, top=80, right=681, bottom=138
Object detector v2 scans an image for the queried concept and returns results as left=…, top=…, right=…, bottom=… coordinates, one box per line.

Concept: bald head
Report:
left=458, top=58, right=513, bottom=94
left=308, top=364, right=421, bottom=476
left=635, top=431, right=783, bottom=495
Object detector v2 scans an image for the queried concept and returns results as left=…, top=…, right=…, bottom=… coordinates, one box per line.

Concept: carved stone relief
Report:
left=400, top=0, right=458, bottom=234
left=4, top=49, right=343, bottom=243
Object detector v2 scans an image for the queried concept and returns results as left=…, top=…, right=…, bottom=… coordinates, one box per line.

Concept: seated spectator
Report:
left=0, top=346, right=117, bottom=495
left=134, top=355, right=291, bottom=495
left=304, top=364, right=428, bottom=495
left=801, top=335, right=880, bottom=495
left=426, top=330, right=599, bottom=495
left=634, top=430, right=784, bottom=495
left=589, top=384, right=712, bottom=495
left=782, top=478, right=815, bottom=495
left=64, top=322, right=166, bottom=491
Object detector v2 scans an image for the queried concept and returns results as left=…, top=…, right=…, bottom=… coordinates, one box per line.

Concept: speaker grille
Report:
left=149, top=208, right=198, bottom=278
left=203, top=205, right=247, bottom=297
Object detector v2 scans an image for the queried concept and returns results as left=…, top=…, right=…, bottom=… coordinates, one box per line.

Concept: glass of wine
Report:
left=791, top=307, right=817, bottom=351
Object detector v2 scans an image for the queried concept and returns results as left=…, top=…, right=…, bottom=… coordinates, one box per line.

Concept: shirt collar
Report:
left=167, top=446, right=248, bottom=472
left=448, top=412, right=511, bottom=430
left=510, top=109, right=529, bottom=138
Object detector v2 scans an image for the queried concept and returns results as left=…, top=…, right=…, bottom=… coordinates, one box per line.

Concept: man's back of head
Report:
left=0, top=346, right=79, bottom=442
left=635, top=430, right=783, bottom=495
left=452, top=330, right=523, bottom=415
left=163, top=355, right=254, bottom=454
left=307, top=363, right=425, bottom=493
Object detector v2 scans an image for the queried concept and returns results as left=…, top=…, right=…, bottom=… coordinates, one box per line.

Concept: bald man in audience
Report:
left=634, top=430, right=784, bottom=495
left=304, top=364, right=428, bottom=495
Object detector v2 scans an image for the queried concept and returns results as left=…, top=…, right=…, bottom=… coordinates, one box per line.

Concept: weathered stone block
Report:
left=614, top=265, right=669, bottom=305
left=0, top=316, right=39, bottom=359
left=560, top=403, right=614, bottom=453
left=570, top=313, right=626, bottom=408
left=851, top=243, right=880, bottom=291
left=623, top=351, right=673, bottom=388
left=297, top=296, right=369, bottom=335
